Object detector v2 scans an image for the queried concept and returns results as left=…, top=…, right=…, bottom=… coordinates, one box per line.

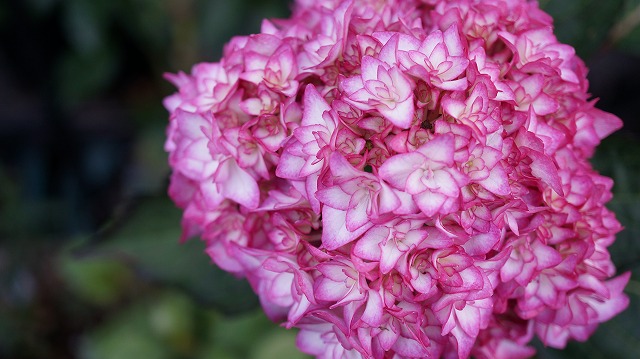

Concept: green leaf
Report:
left=209, top=310, right=275, bottom=357
left=55, top=47, right=119, bottom=108
left=80, top=195, right=259, bottom=315
left=609, top=0, right=640, bottom=55
left=149, top=291, right=197, bottom=355
left=58, top=252, right=134, bottom=307
left=250, top=330, right=311, bottom=359
left=79, top=297, right=173, bottom=359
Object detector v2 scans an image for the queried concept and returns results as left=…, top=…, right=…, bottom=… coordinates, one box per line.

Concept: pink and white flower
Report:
left=164, top=0, right=628, bottom=357
left=341, top=55, right=415, bottom=128
left=379, top=133, right=469, bottom=216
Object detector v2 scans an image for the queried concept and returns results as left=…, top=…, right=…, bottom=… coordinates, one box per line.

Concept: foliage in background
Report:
left=0, top=0, right=638, bottom=358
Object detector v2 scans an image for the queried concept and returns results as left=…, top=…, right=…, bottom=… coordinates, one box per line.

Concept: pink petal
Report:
left=378, top=326, right=400, bottom=351
left=378, top=181, right=402, bottom=213
left=379, top=152, right=425, bottom=189
left=361, top=290, right=384, bottom=326
left=417, top=133, right=455, bottom=165
left=443, top=24, right=465, bottom=57
left=379, top=241, right=404, bottom=274
left=442, top=96, right=466, bottom=118
left=532, top=241, right=562, bottom=269
left=378, top=94, right=415, bottom=128
left=346, top=196, right=371, bottom=231
left=321, top=206, right=370, bottom=250
left=315, top=279, right=347, bottom=302
left=329, top=152, right=363, bottom=181
left=431, top=170, right=460, bottom=197
left=411, top=272, right=433, bottom=293
left=340, top=75, right=365, bottom=96
left=216, top=158, right=259, bottom=209
left=461, top=225, right=501, bottom=256
left=520, top=74, right=544, bottom=97
left=405, top=170, right=427, bottom=194
left=592, top=108, right=623, bottom=139
left=276, top=150, right=307, bottom=179
left=592, top=272, right=631, bottom=321
left=414, top=191, right=447, bottom=217
left=457, top=305, right=481, bottom=337
left=276, top=45, right=295, bottom=79
left=477, top=165, right=510, bottom=196
left=316, top=186, right=350, bottom=210
left=378, top=33, right=399, bottom=66
left=302, top=84, right=332, bottom=127
left=531, top=93, right=559, bottom=116
left=438, top=77, right=469, bottom=91
left=529, top=150, right=563, bottom=195
left=361, top=55, right=387, bottom=81
left=420, top=30, right=443, bottom=59
left=353, top=226, right=387, bottom=260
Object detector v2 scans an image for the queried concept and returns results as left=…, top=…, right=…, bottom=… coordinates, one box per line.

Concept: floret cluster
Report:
left=163, top=0, right=629, bottom=357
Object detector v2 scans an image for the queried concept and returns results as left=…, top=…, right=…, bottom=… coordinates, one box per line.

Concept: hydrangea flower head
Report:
left=164, top=0, right=629, bottom=357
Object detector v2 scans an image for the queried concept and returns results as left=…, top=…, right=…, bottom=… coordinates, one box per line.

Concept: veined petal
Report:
left=529, top=150, right=563, bottom=195
left=378, top=181, right=402, bottom=213
left=361, top=290, right=384, bottom=326
left=216, top=158, right=260, bottom=209
left=379, top=152, right=425, bottom=189
left=477, top=165, right=510, bottom=196
left=302, top=84, right=332, bottom=127
left=346, top=196, right=371, bottom=231
left=316, top=186, right=350, bottom=210
left=443, top=24, right=465, bottom=57
left=341, top=75, right=365, bottom=96
left=361, top=55, right=388, bottom=81
left=457, top=304, right=482, bottom=337
left=378, top=94, right=415, bottom=128
left=417, top=133, right=455, bottom=165
left=414, top=191, right=447, bottom=217
left=353, top=226, right=388, bottom=260
left=322, top=206, right=370, bottom=250
left=379, top=241, right=405, bottom=274
left=438, top=77, right=468, bottom=91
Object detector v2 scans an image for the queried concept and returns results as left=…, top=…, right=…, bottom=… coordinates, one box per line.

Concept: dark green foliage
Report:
left=82, top=196, right=260, bottom=314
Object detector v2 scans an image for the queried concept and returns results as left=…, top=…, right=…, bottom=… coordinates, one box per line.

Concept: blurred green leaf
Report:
left=609, top=0, right=640, bottom=55
left=58, top=252, right=134, bottom=306
left=62, top=0, right=110, bottom=54
left=55, top=47, right=120, bottom=108
left=149, top=291, right=197, bottom=355
left=209, top=310, right=275, bottom=356
left=79, top=298, right=173, bottom=359
left=198, top=309, right=311, bottom=359
left=250, top=329, right=310, bottom=359
left=82, top=195, right=259, bottom=315
left=116, top=0, right=172, bottom=58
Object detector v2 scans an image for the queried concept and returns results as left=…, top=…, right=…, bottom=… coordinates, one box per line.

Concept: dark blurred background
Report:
left=0, top=0, right=639, bottom=358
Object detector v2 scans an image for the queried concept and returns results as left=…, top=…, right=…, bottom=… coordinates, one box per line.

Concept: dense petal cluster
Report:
left=164, top=0, right=628, bottom=357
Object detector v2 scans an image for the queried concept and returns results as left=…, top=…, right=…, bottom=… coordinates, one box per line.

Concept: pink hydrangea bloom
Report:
left=164, top=0, right=628, bottom=358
